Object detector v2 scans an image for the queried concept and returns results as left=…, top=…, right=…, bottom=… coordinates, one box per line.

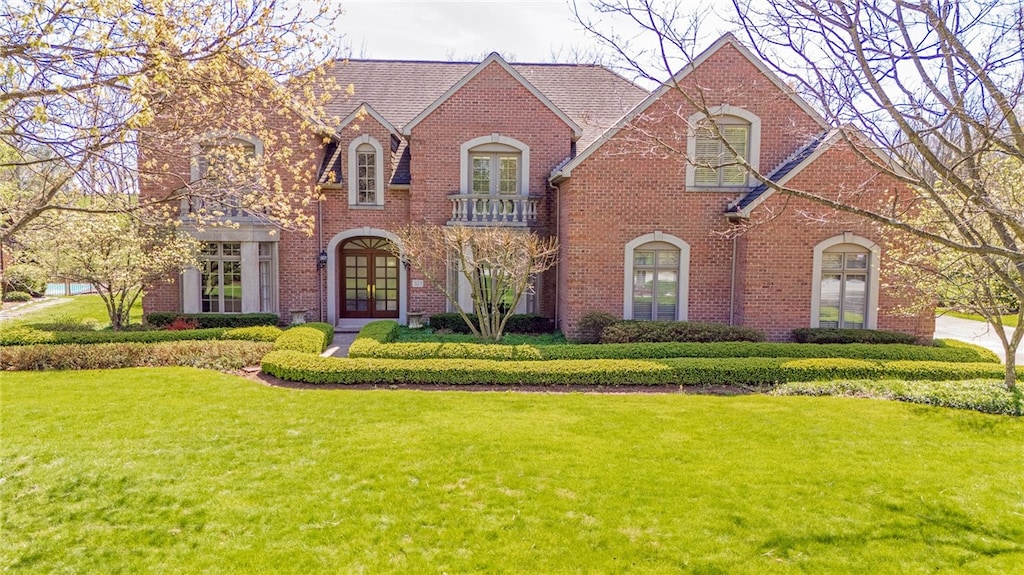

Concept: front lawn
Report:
left=1, top=294, right=143, bottom=329
left=3, top=368, right=1023, bottom=573
left=938, top=308, right=1020, bottom=328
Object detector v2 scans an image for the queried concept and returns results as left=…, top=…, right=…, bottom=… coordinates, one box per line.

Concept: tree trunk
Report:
left=1004, top=353, right=1017, bottom=392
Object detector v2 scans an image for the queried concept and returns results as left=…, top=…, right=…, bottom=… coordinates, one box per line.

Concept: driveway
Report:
left=934, top=315, right=1022, bottom=364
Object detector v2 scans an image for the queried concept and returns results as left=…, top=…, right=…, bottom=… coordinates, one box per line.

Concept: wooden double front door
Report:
left=340, top=237, right=400, bottom=319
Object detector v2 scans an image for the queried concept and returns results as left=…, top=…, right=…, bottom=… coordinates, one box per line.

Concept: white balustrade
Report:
left=447, top=193, right=538, bottom=226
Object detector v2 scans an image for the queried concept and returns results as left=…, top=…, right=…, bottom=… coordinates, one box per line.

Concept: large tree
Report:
left=0, top=0, right=343, bottom=243
left=392, top=225, right=559, bottom=342
left=577, top=0, right=1023, bottom=389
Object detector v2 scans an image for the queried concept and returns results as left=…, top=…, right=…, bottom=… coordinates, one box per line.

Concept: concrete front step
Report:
left=334, top=318, right=376, bottom=333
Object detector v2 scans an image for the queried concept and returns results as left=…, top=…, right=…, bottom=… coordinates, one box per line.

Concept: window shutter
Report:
left=693, top=131, right=720, bottom=186
left=722, top=126, right=749, bottom=185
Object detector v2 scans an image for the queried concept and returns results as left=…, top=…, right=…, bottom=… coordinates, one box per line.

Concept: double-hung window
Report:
left=356, top=143, right=377, bottom=205
left=818, top=249, right=869, bottom=329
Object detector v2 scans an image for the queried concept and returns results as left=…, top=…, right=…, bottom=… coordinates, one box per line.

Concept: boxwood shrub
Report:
left=774, top=379, right=1022, bottom=416
left=262, top=351, right=1004, bottom=387
left=2, top=291, right=32, bottom=302
left=600, top=321, right=765, bottom=343
left=427, top=313, right=554, bottom=334
left=0, top=340, right=272, bottom=371
left=0, top=327, right=229, bottom=346
left=792, top=327, right=918, bottom=344
left=145, top=312, right=279, bottom=329
left=273, top=324, right=333, bottom=354
left=222, top=326, right=284, bottom=342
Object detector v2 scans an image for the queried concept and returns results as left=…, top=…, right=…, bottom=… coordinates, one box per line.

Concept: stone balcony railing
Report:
left=180, top=198, right=265, bottom=222
left=447, top=193, right=538, bottom=227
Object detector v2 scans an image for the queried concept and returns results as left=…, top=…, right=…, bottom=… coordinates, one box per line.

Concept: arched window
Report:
left=460, top=134, right=530, bottom=196
left=624, top=233, right=690, bottom=321
left=191, top=135, right=262, bottom=183
left=348, top=135, right=384, bottom=207
left=811, top=234, right=880, bottom=329
left=686, top=106, right=761, bottom=188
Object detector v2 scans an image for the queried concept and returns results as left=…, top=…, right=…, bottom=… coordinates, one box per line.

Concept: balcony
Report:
left=447, top=193, right=538, bottom=227
left=179, top=198, right=265, bottom=222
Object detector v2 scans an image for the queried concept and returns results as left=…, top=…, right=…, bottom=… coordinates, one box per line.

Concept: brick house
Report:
left=142, top=34, right=934, bottom=341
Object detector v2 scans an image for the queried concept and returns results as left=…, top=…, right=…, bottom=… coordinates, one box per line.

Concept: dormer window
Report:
left=348, top=135, right=385, bottom=207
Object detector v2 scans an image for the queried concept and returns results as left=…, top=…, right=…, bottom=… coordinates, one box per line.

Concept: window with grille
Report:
left=356, top=144, right=377, bottom=205
left=200, top=242, right=242, bottom=313
left=818, top=249, right=869, bottom=329
left=631, top=245, right=680, bottom=321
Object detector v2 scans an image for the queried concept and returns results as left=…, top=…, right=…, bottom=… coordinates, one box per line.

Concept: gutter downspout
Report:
left=549, top=179, right=561, bottom=329
left=317, top=197, right=325, bottom=323
left=729, top=233, right=737, bottom=326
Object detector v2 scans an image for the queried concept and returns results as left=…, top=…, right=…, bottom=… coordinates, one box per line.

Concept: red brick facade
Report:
left=141, top=36, right=934, bottom=341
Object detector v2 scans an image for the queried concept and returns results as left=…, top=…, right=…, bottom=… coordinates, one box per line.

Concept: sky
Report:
left=333, top=0, right=732, bottom=82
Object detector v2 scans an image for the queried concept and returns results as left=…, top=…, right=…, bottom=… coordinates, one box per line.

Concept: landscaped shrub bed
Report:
left=272, top=323, right=334, bottom=354
left=144, top=312, right=279, bottom=329
left=0, top=341, right=272, bottom=371
left=2, top=291, right=33, bottom=303
left=600, top=320, right=766, bottom=343
left=774, top=379, right=1023, bottom=416
left=262, top=352, right=1004, bottom=386
left=427, top=313, right=555, bottom=334
left=0, top=326, right=230, bottom=346
left=792, top=327, right=918, bottom=344
left=348, top=322, right=999, bottom=364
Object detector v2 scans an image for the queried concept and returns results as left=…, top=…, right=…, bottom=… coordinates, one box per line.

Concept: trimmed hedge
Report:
left=933, top=339, right=1001, bottom=363
left=0, top=341, right=272, bottom=371
left=347, top=323, right=998, bottom=364
left=222, top=326, right=284, bottom=342
left=0, top=326, right=229, bottom=346
left=601, top=321, right=765, bottom=343
left=263, top=352, right=677, bottom=385
left=273, top=323, right=333, bottom=354
left=145, top=312, right=279, bottom=329
left=427, top=313, right=554, bottom=334
left=792, top=328, right=918, bottom=344
left=774, top=379, right=1022, bottom=416
left=262, top=351, right=1004, bottom=386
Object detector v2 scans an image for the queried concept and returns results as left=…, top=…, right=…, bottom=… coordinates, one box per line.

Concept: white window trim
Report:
left=623, top=232, right=690, bottom=321
left=460, top=134, right=530, bottom=195
left=190, top=132, right=264, bottom=182
left=685, top=106, right=761, bottom=189
left=183, top=239, right=278, bottom=314
left=810, top=233, right=880, bottom=329
left=348, top=134, right=385, bottom=207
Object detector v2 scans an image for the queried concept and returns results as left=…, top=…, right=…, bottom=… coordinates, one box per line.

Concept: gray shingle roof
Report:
left=323, top=59, right=649, bottom=150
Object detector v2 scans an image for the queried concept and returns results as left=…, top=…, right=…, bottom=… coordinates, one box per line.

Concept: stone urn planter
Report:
left=407, top=311, right=425, bottom=329
left=290, top=309, right=307, bottom=325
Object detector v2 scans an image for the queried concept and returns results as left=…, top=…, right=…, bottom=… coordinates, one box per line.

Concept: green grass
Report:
left=396, top=325, right=567, bottom=345
left=3, top=368, right=1023, bottom=573
left=938, top=308, right=1020, bottom=328
left=1, top=294, right=143, bottom=330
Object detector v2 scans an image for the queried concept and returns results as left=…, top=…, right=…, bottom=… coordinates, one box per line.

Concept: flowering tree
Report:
left=0, top=0, right=343, bottom=241
left=26, top=208, right=197, bottom=331
left=391, top=225, right=559, bottom=341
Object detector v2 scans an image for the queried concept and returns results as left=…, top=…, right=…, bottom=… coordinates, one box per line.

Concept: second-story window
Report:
left=347, top=135, right=385, bottom=207
left=356, top=143, right=377, bottom=204
left=693, top=123, right=749, bottom=187
left=470, top=152, right=520, bottom=195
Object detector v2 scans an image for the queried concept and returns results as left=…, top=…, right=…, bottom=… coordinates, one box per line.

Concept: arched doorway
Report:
left=339, top=237, right=400, bottom=319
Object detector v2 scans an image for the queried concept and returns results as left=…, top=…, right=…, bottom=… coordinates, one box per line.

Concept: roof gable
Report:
left=401, top=53, right=583, bottom=140
left=339, top=102, right=398, bottom=137
left=550, top=33, right=829, bottom=181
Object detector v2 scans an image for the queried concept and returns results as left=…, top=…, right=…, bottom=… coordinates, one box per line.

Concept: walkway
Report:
left=322, top=332, right=359, bottom=358
left=0, top=297, right=68, bottom=323
left=934, top=315, right=1022, bottom=364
